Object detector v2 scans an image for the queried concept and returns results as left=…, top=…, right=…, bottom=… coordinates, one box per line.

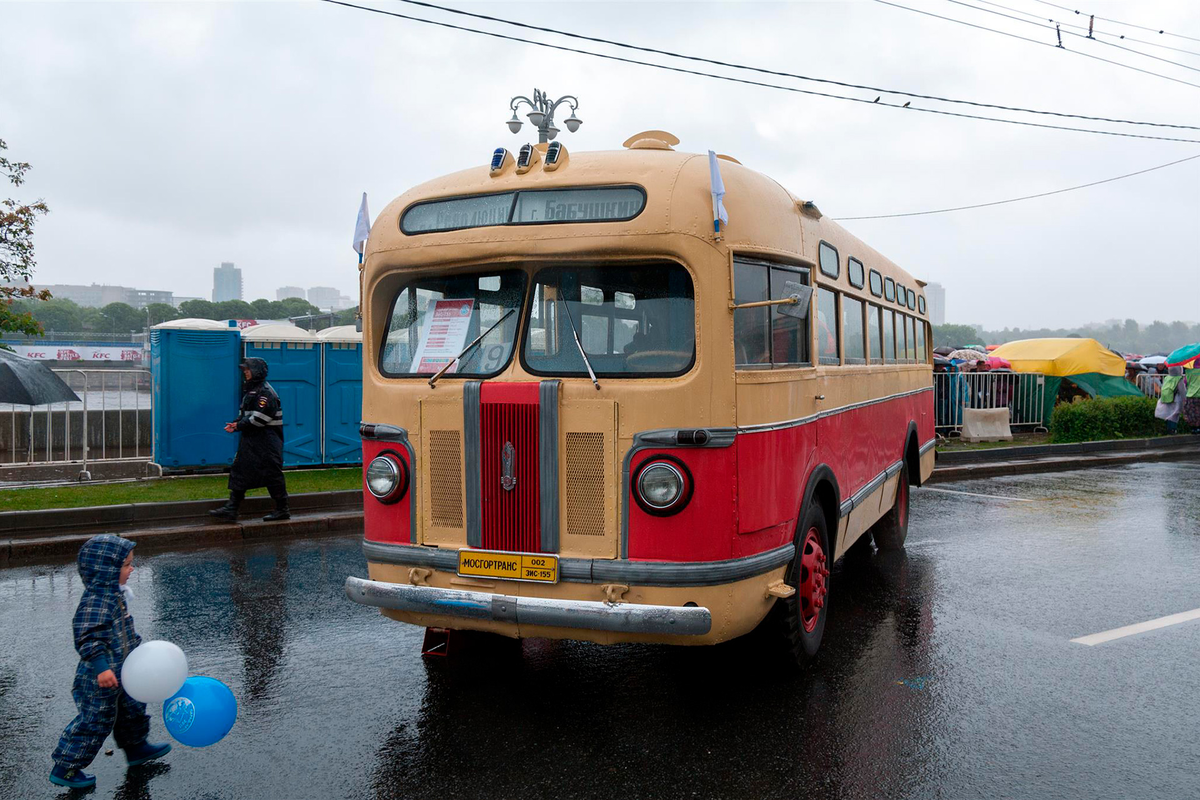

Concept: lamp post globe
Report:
left=506, top=88, right=582, bottom=144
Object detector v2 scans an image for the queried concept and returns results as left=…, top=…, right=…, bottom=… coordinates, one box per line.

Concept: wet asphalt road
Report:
left=3, top=459, right=1200, bottom=800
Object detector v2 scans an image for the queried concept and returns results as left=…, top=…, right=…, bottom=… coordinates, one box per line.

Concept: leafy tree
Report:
left=278, top=296, right=320, bottom=318
left=1, top=138, right=51, bottom=335
left=178, top=299, right=217, bottom=318
left=98, top=302, right=143, bottom=333
left=250, top=298, right=274, bottom=318
left=932, top=324, right=982, bottom=349
left=32, top=298, right=83, bottom=332
left=213, top=299, right=254, bottom=319
left=333, top=306, right=359, bottom=326
left=79, top=306, right=104, bottom=331
left=146, top=302, right=180, bottom=326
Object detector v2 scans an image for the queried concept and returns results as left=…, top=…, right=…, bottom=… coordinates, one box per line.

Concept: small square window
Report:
left=615, top=291, right=636, bottom=310
left=848, top=258, right=865, bottom=289
left=869, top=270, right=883, bottom=298
left=818, top=242, right=839, bottom=279
left=907, top=289, right=917, bottom=309
left=581, top=286, right=603, bottom=306
left=918, top=295, right=926, bottom=315
left=884, top=278, right=896, bottom=302
left=897, top=284, right=907, bottom=307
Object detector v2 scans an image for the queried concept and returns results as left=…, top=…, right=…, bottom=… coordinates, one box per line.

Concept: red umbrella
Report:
left=985, top=356, right=1011, bottom=370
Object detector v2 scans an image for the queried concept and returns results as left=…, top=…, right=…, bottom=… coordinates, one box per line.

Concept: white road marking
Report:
left=919, top=487, right=1034, bottom=502
left=904, top=539, right=944, bottom=548
left=1071, top=608, right=1200, bottom=646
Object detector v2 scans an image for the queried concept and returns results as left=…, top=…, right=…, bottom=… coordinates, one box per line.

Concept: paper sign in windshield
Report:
left=409, top=299, right=474, bottom=374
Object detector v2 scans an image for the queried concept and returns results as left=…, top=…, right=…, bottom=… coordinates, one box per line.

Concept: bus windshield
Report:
left=379, top=269, right=526, bottom=378
left=522, top=263, right=695, bottom=377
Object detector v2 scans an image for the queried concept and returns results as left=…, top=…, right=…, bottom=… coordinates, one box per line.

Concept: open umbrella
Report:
left=1139, top=355, right=1167, bottom=368
left=0, top=349, right=81, bottom=405
left=933, top=346, right=955, bottom=356
left=1165, top=343, right=1200, bottom=367
left=948, top=348, right=987, bottom=361
left=985, top=356, right=1012, bottom=370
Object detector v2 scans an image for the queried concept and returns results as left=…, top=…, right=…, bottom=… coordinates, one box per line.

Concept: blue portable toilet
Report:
left=317, top=325, right=363, bottom=465
left=151, top=318, right=241, bottom=470
left=242, top=323, right=321, bottom=466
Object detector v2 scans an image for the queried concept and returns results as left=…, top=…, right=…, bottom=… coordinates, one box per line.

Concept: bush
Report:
left=1049, top=395, right=1187, bottom=443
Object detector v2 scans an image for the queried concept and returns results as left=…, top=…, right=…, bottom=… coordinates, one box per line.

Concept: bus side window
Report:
left=769, top=266, right=810, bottom=366
left=908, top=315, right=918, bottom=361
left=733, top=261, right=770, bottom=366
left=868, top=303, right=883, bottom=364
left=884, top=308, right=897, bottom=361
left=842, top=295, right=865, bottom=363
left=816, top=288, right=840, bottom=365
left=916, top=319, right=927, bottom=361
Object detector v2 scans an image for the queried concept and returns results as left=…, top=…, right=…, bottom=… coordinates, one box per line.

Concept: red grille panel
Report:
left=480, top=383, right=541, bottom=552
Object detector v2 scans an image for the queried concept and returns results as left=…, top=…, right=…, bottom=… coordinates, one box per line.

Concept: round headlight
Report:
left=366, top=455, right=404, bottom=502
left=638, top=463, right=684, bottom=509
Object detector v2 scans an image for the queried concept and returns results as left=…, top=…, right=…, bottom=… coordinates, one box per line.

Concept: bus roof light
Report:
left=490, top=147, right=513, bottom=176
left=516, top=143, right=541, bottom=174
left=544, top=142, right=567, bottom=172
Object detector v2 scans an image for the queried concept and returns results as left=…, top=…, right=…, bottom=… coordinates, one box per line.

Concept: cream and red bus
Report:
left=345, top=130, right=934, bottom=663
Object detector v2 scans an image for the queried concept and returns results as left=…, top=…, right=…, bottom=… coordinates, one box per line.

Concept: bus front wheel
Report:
left=872, top=462, right=910, bottom=551
left=775, top=502, right=831, bottom=665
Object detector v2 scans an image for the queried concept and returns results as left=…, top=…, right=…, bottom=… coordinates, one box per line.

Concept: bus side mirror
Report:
left=777, top=283, right=811, bottom=320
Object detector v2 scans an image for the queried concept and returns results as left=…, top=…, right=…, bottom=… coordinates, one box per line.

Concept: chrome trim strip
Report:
left=737, top=386, right=934, bottom=434
left=539, top=380, right=561, bottom=553
left=360, top=540, right=793, bottom=588
left=463, top=381, right=482, bottom=548
left=919, top=437, right=937, bottom=456
left=839, top=459, right=904, bottom=518
left=619, top=427, right=737, bottom=559
left=345, top=576, right=712, bottom=636
left=361, top=423, right=417, bottom=543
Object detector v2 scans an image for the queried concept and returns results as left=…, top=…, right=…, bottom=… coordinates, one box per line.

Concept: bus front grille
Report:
left=479, top=384, right=542, bottom=552
left=565, top=432, right=606, bottom=537
left=428, top=430, right=464, bottom=529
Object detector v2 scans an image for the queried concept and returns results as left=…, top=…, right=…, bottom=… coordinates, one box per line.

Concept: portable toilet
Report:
left=241, top=324, right=321, bottom=466
left=151, top=319, right=241, bottom=470
left=317, top=325, right=363, bottom=465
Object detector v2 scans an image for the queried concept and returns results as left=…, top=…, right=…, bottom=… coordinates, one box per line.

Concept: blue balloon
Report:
left=162, top=676, right=237, bottom=747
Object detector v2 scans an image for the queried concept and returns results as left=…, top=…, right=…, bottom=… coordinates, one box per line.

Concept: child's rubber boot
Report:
left=49, top=764, right=96, bottom=788
left=124, top=740, right=172, bottom=767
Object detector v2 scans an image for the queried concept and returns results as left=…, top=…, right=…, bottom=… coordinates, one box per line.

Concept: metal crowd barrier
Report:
left=934, top=371, right=1047, bottom=434
left=1135, top=373, right=1163, bottom=398
left=1, top=368, right=152, bottom=477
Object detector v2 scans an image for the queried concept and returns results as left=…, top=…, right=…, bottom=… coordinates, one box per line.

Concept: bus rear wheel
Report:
left=872, top=462, right=910, bottom=551
left=774, top=503, right=831, bottom=665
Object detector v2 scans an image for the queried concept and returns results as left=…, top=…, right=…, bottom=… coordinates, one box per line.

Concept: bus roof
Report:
left=366, top=132, right=926, bottom=315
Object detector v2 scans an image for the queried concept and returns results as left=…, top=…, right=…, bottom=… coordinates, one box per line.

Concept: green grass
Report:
left=0, top=468, right=362, bottom=512
left=935, top=433, right=1050, bottom=452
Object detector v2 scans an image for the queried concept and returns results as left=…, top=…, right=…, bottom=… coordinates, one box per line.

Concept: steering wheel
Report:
left=625, top=350, right=691, bottom=371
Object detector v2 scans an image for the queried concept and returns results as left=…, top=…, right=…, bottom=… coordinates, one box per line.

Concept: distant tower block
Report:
left=213, top=262, right=243, bottom=302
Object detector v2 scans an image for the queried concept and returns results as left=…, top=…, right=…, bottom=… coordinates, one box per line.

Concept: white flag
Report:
left=708, top=150, right=728, bottom=232
left=352, top=192, right=371, bottom=257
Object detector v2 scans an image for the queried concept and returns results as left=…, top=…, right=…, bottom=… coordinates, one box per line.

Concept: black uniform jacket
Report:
left=229, top=358, right=285, bottom=492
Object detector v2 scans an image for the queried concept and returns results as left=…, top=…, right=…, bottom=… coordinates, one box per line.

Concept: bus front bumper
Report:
left=345, top=575, right=713, bottom=636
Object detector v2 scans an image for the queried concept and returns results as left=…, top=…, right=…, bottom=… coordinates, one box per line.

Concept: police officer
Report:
left=209, top=357, right=289, bottom=521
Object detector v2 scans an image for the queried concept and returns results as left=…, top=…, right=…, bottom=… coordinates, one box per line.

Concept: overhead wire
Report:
left=316, top=0, right=1200, bottom=143
left=969, top=0, right=1200, bottom=57
left=834, top=152, right=1200, bottom=219
left=939, top=0, right=1200, bottom=75
left=874, top=0, right=1200, bottom=90
left=394, top=0, right=1200, bottom=130
left=1030, top=0, right=1200, bottom=45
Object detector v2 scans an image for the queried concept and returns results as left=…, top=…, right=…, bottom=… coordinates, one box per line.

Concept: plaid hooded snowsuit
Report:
left=52, top=535, right=150, bottom=770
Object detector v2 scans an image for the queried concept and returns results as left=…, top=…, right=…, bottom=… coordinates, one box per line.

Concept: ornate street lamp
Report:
left=506, top=88, right=582, bottom=144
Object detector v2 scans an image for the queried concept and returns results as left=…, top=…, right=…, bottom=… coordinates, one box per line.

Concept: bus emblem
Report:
left=501, top=442, right=517, bottom=491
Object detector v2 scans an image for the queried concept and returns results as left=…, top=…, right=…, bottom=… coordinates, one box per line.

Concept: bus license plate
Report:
left=457, top=549, right=559, bottom=584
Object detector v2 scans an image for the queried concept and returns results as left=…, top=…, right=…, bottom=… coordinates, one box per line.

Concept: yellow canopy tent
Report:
left=989, top=338, right=1142, bottom=424
left=990, top=338, right=1126, bottom=377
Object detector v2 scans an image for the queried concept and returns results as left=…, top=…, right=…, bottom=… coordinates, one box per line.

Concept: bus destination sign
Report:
left=401, top=186, right=645, bottom=234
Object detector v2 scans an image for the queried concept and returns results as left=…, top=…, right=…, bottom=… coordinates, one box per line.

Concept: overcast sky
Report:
left=3, top=0, right=1198, bottom=328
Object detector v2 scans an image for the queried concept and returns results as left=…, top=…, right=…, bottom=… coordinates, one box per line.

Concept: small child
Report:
left=50, top=534, right=171, bottom=789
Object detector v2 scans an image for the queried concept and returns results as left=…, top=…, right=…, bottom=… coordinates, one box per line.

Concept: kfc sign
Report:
left=7, top=344, right=145, bottom=363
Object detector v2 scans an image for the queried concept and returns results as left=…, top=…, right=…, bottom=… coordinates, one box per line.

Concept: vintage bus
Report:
left=345, top=130, right=935, bottom=663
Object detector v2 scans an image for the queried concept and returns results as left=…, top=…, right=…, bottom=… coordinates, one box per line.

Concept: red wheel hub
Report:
left=799, top=526, right=829, bottom=633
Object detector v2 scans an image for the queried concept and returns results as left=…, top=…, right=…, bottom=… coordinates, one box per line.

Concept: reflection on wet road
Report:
left=2, top=459, right=1199, bottom=799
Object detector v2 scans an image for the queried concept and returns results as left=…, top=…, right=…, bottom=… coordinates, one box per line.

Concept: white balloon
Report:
left=120, top=641, right=188, bottom=703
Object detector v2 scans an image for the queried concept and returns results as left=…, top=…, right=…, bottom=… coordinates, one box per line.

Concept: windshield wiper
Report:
left=557, top=281, right=600, bottom=391
left=428, top=308, right=515, bottom=388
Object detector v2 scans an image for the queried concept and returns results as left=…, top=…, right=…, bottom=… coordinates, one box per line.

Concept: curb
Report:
left=0, top=490, right=362, bottom=539
left=935, top=434, right=1199, bottom=465
left=1, top=510, right=363, bottom=566
left=927, top=445, right=1199, bottom=484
